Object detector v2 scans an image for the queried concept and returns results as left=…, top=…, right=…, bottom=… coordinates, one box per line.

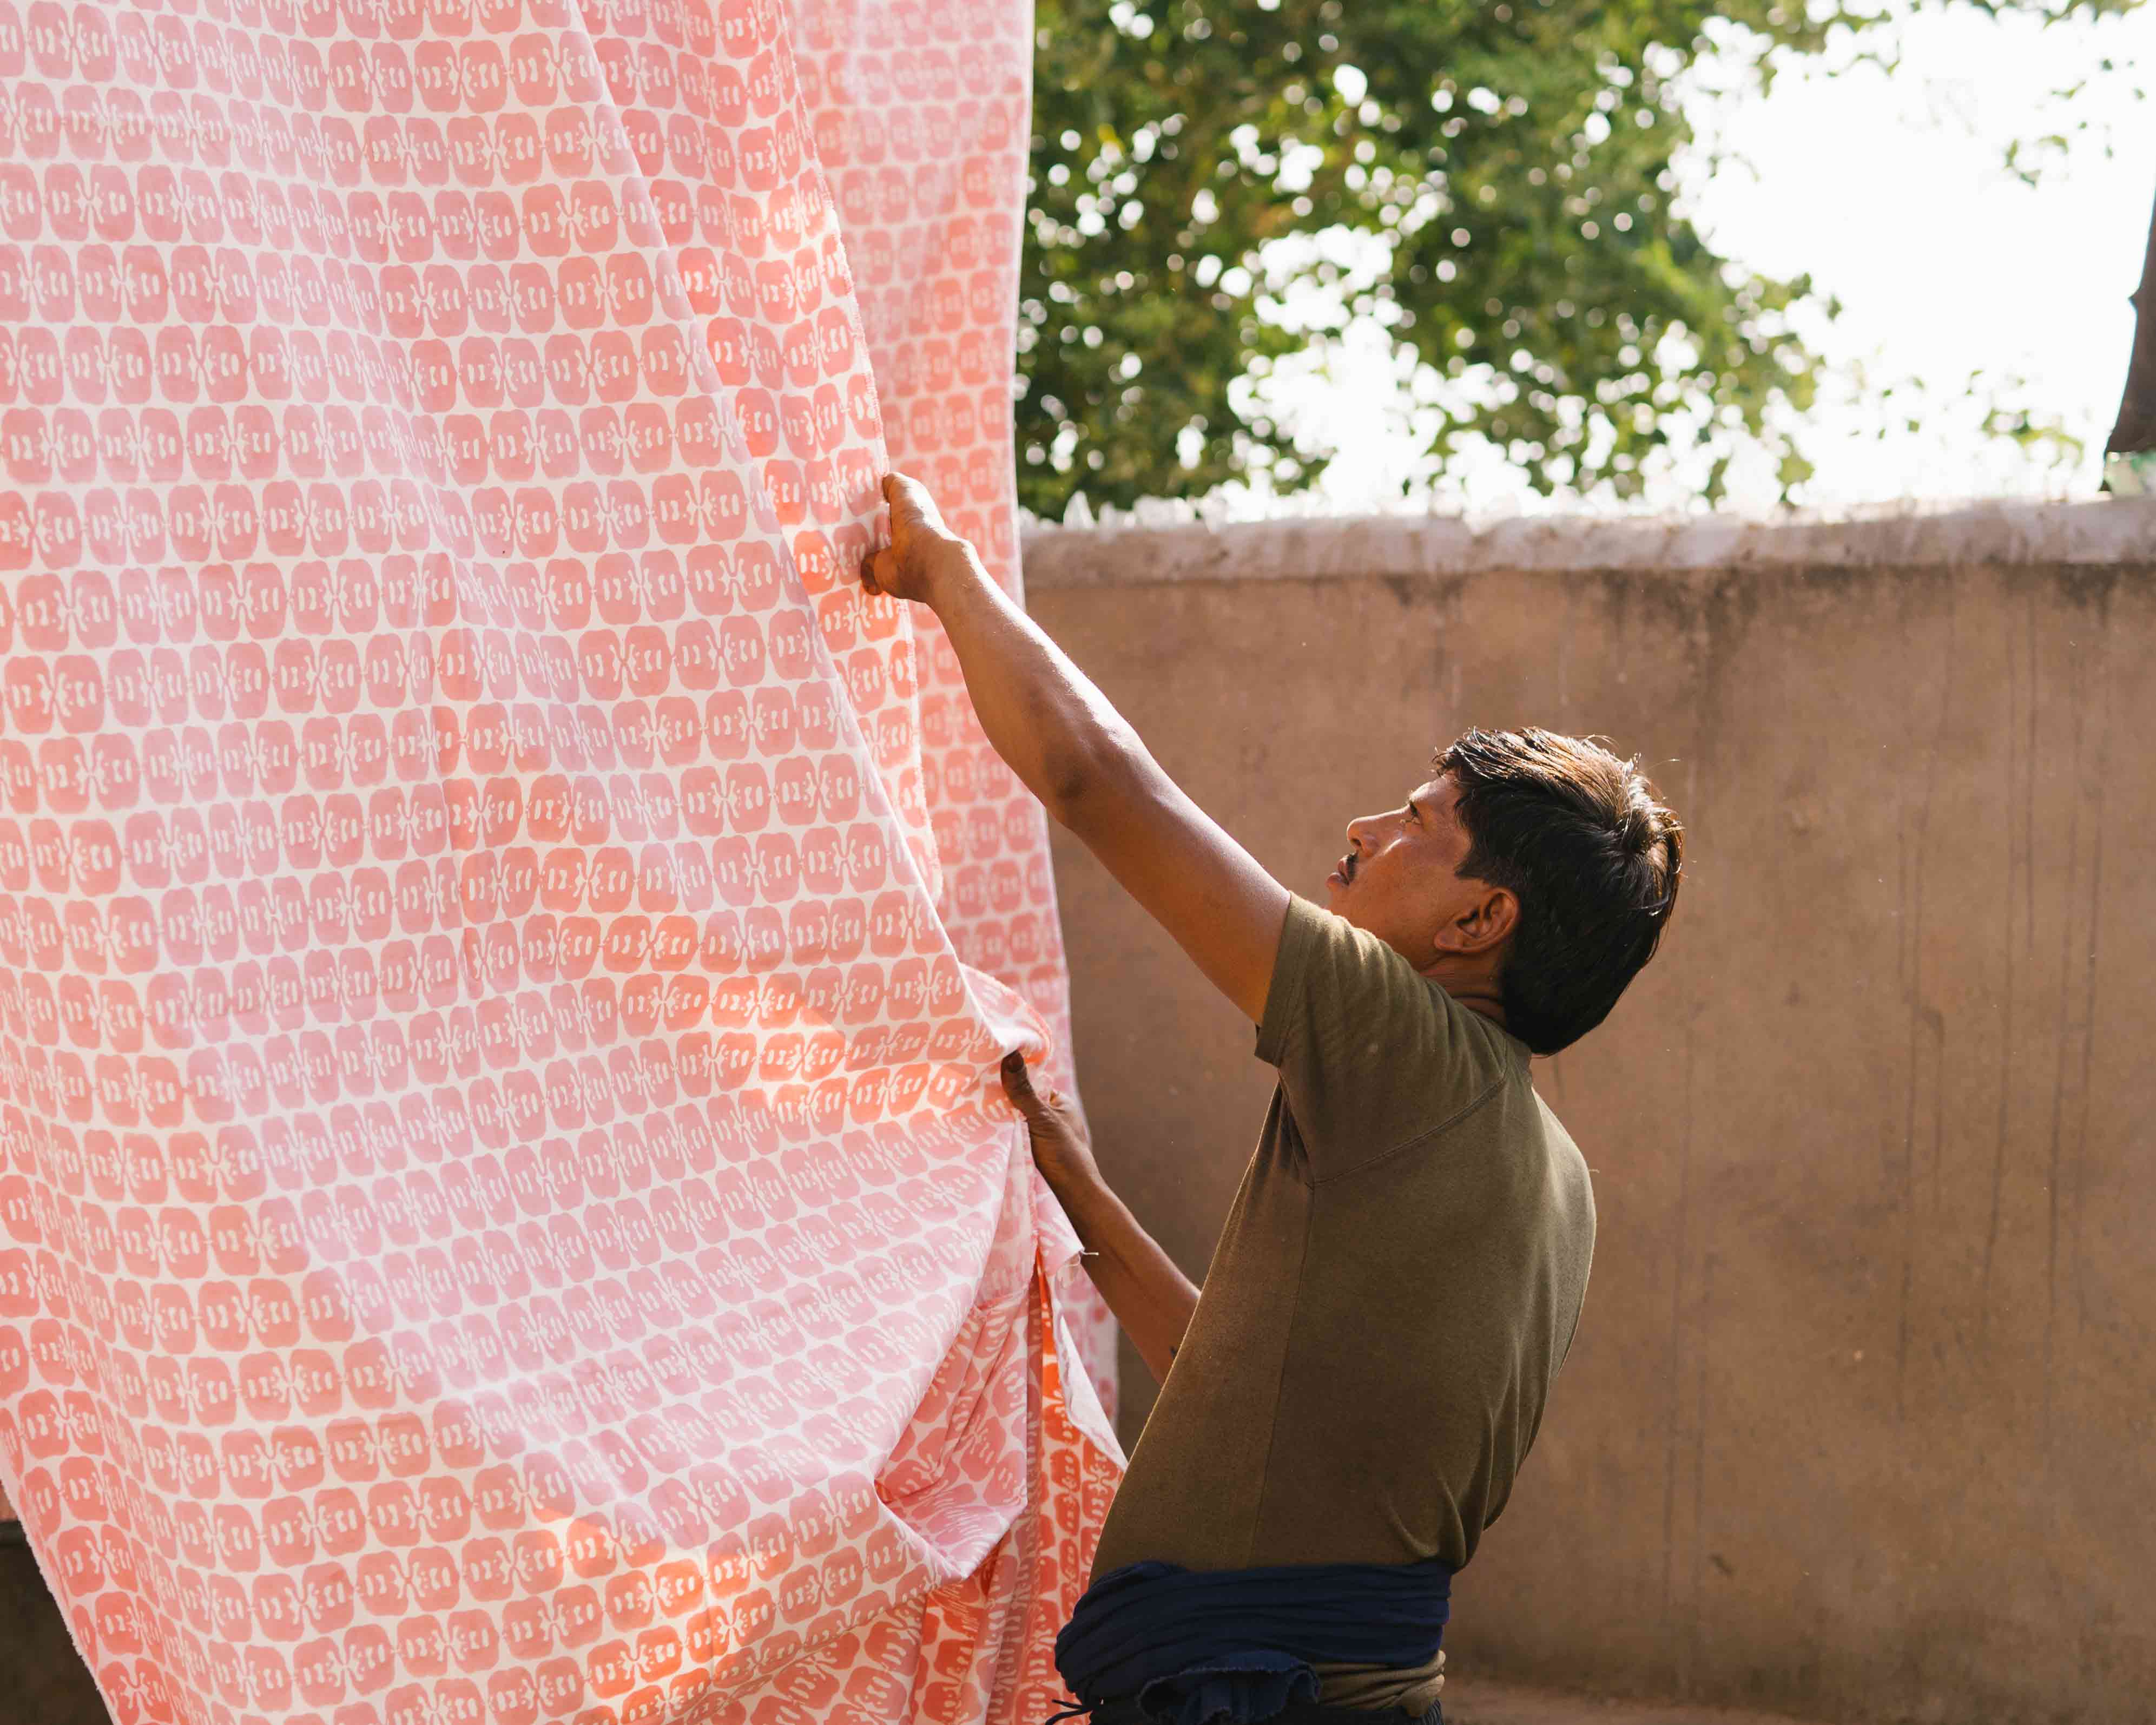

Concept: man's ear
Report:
left=1433, top=886, right=1518, bottom=959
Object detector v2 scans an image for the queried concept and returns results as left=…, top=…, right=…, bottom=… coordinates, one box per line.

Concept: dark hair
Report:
left=1436, top=728, right=1683, bottom=1055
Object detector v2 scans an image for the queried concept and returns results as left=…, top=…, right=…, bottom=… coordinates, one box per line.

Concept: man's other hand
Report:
left=1000, top=1050, right=1201, bottom=1383
left=1001, top=1051, right=1102, bottom=1196
left=861, top=472, right=970, bottom=604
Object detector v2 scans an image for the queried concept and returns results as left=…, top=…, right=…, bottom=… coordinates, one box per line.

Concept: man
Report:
left=862, top=475, right=1683, bottom=1725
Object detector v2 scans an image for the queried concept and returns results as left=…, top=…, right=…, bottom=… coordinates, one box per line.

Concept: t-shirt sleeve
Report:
left=1254, top=892, right=1513, bottom=1178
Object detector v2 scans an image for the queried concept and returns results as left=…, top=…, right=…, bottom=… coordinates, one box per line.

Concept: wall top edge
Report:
left=1017, top=497, right=2156, bottom=588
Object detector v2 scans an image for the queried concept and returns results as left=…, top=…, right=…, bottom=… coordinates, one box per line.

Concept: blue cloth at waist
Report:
left=1051, top=1556, right=1453, bottom=1725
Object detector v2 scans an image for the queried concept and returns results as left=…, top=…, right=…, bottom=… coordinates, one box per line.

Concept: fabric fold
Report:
left=0, top=0, right=1122, bottom=1717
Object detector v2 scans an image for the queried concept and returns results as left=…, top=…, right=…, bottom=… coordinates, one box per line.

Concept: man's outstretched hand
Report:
left=861, top=472, right=972, bottom=605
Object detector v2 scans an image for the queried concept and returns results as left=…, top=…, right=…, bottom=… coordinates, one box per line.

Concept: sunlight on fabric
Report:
left=0, top=0, right=1123, bottom=1720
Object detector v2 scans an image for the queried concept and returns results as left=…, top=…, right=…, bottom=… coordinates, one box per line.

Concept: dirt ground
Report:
left=1447, top=1677, right=1833, bottom=1725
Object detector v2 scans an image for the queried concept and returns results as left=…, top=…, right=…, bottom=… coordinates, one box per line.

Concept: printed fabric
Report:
left=0, top=0, right=1126, bottom=1720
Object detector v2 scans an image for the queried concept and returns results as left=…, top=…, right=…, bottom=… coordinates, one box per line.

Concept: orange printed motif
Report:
left=0, top=0, right=1124, bottom=1717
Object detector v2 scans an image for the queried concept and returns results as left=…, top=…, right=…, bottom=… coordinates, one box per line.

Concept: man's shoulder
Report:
left=1523, top=1086, right=1597, bottom=1233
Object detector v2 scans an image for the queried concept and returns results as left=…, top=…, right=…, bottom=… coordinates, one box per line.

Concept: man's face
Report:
left=1324, top=774, right=1488, bottom=970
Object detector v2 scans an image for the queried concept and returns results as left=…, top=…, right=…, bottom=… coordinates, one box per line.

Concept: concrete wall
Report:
left=1022, top=500, right=2156, bottom=1725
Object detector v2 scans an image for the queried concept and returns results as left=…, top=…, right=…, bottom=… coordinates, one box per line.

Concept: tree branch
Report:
left=2103, top=180, right=2156, bottom=457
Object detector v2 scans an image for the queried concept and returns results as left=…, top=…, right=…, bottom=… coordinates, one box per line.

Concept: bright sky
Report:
left=1233, top=4, right=2154, bottom=517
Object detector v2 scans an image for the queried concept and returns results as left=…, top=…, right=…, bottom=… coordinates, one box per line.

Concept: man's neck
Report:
left=1416, top=959, right=1508, bottom=1031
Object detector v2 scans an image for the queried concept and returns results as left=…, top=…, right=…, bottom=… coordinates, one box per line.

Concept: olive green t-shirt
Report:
left=1091, top=893, right=1596, bottom=1579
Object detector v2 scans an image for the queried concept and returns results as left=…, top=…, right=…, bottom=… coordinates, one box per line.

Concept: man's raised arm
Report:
left=863, top=474, right=1290, bottom=1024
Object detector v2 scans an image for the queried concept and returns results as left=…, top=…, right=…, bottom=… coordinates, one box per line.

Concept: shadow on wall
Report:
left=1026, top=501, right=2156, bottom=1725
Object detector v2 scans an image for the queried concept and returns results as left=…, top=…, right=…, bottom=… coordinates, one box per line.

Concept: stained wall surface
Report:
left=1022, top=501, right=2156, bottom=1725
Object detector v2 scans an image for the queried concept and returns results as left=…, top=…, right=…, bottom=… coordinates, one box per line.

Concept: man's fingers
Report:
left=884, top=471, right=942, bottom=534
left=861, top=543, right=896, bottom=594
left=884, top=472, right=922, bottom=517
left=999, top=1051, right=1045, bottom=1113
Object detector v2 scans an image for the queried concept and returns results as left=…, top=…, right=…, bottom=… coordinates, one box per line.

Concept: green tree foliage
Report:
left=1016, top=0, right=2139, bottom=514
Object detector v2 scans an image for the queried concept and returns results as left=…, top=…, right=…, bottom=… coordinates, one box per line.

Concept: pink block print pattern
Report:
left=0, top=0, right=1124, bottom=1719
left=786, top=0, right=1120, bottom=1430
